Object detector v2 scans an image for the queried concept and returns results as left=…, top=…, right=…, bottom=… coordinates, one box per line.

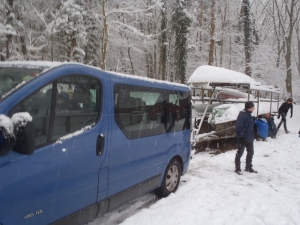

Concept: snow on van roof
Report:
left=112, top=71, right=189, bottom=89
left=0, top=61, right=189, bottom=90
left=188, top=65, right=259, bottom=86
left=0, top=61, right=63, bottom=69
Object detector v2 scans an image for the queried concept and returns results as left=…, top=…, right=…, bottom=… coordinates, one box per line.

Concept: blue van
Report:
left=0, top=62, right=191, bottom=225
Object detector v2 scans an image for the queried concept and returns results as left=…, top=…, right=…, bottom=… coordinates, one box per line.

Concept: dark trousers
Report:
left=277, top=113, right=287, bottom=131
left=235, top=141, right=254, bottom=170
left=268, top=127, right=278, bottom=138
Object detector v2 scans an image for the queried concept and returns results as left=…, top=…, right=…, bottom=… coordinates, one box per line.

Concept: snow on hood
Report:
left=0, top=114, right=14, bottom=137
left=188, top=65, right=260, bottom=88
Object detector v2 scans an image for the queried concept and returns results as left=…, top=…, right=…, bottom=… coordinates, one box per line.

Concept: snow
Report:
left=0, top=24, right=17, bottom=36
left=11, top=112, right=32, bottom=130
left=55, top=124, right=94, bottom=144
left=0, top=112, right=32, bottom=137
left=112, top=71, right=189, bottom=89
left=208, top=101, right=279, bottom=125
left=188, top=65, right=260, bottom=87
left=0, top=114, right=14, bottom=136
left=187, top=66, right=279, bottom=94
left=216, top=89, right=249, bottom=99
left=1, top=81, right=27, bottom=100
left=0, top=61, right=63, bottom=68
left=99, top=105, right=300, bottom=225
left=208, top=104, right=243, bottom=124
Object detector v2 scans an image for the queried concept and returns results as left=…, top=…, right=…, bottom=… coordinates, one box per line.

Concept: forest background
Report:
left=1, top=0, right=300, bottom=102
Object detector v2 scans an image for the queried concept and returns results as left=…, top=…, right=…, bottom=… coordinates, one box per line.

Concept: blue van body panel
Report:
left=0, top=63, right=191, bottom=225
left=106, top=74, right=191, bottom=197
left=0, top=64, right=110, bottom=224
left=0, top=130, right=108, bottom=224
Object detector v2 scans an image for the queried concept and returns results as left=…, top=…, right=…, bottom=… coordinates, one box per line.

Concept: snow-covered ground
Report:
left=98, top=105, right=300, bottom=225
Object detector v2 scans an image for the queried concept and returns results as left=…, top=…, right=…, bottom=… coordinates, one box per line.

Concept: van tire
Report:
left=157, top=158, right=181, bottom=197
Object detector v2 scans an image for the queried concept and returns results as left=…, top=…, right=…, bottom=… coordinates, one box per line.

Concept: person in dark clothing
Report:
left=234, top=101, right=257, bottom=175
left=277, top=98, right=293, bottom=133
left=265, top=113, right=277, bottom=138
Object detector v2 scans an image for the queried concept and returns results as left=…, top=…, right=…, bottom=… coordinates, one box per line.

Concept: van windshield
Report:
left=0, top=67, right=44, bottom=99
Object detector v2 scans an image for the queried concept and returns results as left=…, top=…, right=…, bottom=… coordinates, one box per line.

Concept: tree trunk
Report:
left=220, top=1, right=228, bottom=67
left=208, top=0, right=216, bottom=66
left=296, top=28, right=300, bottom=76
left=199, top=0, right=203, bottom=51
left=101, top=0, right=108, bottom=70
left=6, top=0, right=14, bottom=60
left=285, top=35, right=293, bottom=94
left=20, top=36, right=27, bottom=58
left=6, top=35, right=12, bottom=60
left=159, top=0, right=167, bottom=80
left=229, top=36, right=232, bottom=69
left=274, top=0, right=300, bottom=95
left=153, top=44, right=157, bottom=79
left=242, top=0, right=252, bottom=76
left=127, top=47, right=134, bottom=75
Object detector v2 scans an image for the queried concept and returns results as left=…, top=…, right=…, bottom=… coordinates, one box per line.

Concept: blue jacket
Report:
left=235, top=109, right=254, bottom=143
left=254, top=118, right=269, bottom=139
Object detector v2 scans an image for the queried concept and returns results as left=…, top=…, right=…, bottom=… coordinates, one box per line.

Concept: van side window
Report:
left=114, top=84, right=190, bottom=139
left=10, top=84, right=53, bottom=146
left=52, top=76, right=101, bottom=140
left=10, top=76, right=101, bottom=148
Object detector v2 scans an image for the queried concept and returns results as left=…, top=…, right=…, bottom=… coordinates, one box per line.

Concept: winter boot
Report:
left=245, top=167, right=258, bottom=173
left=235, top=162, right=243, bottom=175
left=285, top=130, right=290, bottom=134
left=235, top=169, right=243, bottom=175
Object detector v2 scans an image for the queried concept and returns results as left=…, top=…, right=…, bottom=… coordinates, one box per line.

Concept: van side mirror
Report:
left=12, top=113, right=36, bottom=155
left=0, top=113, right=35, bottom=156
left=0, top=129, right=16, bottom=156
left=13, top=121, right=35, bottom=155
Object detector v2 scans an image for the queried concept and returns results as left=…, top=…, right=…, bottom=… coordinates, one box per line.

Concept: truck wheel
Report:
left=158, top=158, right=181, bottom=197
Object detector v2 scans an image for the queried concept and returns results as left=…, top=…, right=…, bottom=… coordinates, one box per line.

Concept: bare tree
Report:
left=101, top=0, right=108, bottom=70
left=208, top=0, right=216, bottom=66
left=294, top=19, right=300, bottom=76
left=274, top=0, right=300, bottom=95
left=158, top=0, right=167, bottom=80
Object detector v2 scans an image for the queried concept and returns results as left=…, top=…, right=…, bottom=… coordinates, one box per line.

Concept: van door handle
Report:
left=96, top=134, right=105, bottom=156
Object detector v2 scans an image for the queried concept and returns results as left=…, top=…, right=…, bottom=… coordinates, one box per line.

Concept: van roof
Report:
left=0, top=61, right=190, bottom=89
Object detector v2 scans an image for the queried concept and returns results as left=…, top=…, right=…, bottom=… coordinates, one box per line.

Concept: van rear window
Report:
left=114, top=84, right=190, bottom=139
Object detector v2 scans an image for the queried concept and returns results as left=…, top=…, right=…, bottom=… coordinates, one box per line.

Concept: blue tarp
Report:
left=255, top=118, right=269, bottom=139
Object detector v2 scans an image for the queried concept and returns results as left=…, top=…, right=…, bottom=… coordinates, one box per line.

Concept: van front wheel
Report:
left=158, top=158, right=181, bottom=197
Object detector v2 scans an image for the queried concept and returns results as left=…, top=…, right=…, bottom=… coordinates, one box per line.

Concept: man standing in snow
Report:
left=234, top=101, right=257, bottom=175
left=277, top=98, right=293, bottom=134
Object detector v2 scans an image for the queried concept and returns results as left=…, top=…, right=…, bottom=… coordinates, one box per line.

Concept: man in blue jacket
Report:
left=235, top=101, right=257, bottom=175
